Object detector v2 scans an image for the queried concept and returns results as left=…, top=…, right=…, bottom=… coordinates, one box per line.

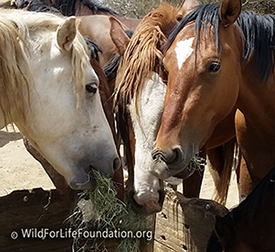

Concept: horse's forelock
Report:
left=166, top=4, right=220, bottom=55
left=18, top=11, right=90, bottom=103
left=0, top=10, right=89, bottom=125
left=166, top=4, right=275, bottom=84
left=71, top=32, right=90, bottom=110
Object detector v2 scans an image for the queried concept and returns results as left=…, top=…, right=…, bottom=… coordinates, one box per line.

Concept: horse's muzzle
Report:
left=150, top=147, right=194, bottom=179
left=113, top=157, right=121, bottom=171
left=127, top=188, right=166, bottom=216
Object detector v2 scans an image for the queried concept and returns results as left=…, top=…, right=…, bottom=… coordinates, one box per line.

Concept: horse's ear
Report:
left=56, top=16, right=77, bottom=51
left=109, top=16, right=130, bottom=56
left=178, top=0, right=200, bottom=18
left=219, top=0, right=241, bottom=27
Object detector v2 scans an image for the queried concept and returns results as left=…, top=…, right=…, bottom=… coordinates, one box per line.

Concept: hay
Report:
left=187, top=155, right=206, bottom=173
left=70, top=170, right=152, bottom=252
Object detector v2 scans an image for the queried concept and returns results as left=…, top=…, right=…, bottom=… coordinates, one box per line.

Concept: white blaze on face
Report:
left=128, top=72, right=166, bottom=208
left=175, top=37, right=195, bottom=69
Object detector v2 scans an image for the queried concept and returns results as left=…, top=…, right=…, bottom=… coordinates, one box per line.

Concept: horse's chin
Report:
left=127, top=188, right=166, bottom=216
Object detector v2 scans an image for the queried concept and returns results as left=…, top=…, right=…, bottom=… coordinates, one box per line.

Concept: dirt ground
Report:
left=0, top=125, right=239, bottom=209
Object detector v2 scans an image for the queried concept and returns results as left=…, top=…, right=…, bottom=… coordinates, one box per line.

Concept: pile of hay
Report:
left=70, top=170, right=152, bottom=252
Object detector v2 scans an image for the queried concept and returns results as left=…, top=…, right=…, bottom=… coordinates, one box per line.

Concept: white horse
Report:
left=0, top=10, right=120, bottom=190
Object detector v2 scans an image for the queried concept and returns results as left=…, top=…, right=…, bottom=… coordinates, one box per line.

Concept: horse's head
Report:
left=151, top=0, right=243, bottom=179
left=1, top=11, right=120, bottom=190
left=111, top=1, right=189, bottom=214
left=110, top=16, right=166, bottom=214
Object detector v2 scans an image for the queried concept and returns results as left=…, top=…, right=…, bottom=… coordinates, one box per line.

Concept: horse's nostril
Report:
left=151, top=149, right=158, bottom=160
left=113, top=158, right=121, bottom=171
left=152, top=149, right=167, bottom=162
left=152, top=147, right=183, bottom=165
left=169, top=147, right=183, bottom=164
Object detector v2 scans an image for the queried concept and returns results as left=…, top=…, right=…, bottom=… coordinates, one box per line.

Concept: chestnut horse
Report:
left=112, top=1, right=223, bottom=214
left=112, top=0, right=239, bottom=214
left=77, top=15, right=133, bottom=67
left=151, top=0, right=275, bottom=199
left=207, top=166, right=275, bottom=252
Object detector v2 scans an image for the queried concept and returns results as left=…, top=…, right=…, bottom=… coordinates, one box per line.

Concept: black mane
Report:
left=22, top=0, right=117, bottom=16
left=83, top=36, right=102, bottom=62
left=55, top=0, right=117, bottom=16
left=104, top=54, right=121, bottom=82
left=103, top=29, right=134, bottom=82
left=21, top=0, right=61, bottom=13
left=54, top=0, right=76, bottom=15
left=167, top=4, right=275, bottom=82
left=207, top=231, right=223, bottom=252
left=237, top=11, right=275, bottom=82
left=166, top=4, right=220, bottom=56
left=222, top=166, right=275, bottom=227
left=207, top=166, right=275, bottom=251
left=80, top=0, right=117, bottom=16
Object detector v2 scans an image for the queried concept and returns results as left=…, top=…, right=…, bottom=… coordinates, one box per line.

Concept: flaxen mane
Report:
left=0, top=12, right=32, bottom=125
left=114, top=2, right=180, bottom=113
left=0, top=10, right=89, bottom=124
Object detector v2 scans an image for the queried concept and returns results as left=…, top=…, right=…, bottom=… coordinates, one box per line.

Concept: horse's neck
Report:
left=236, top=69, right=275, bottom=176
left=74, top=0, right=93, bottom=15
left=236, top=191, right=275, bottom=251
left=114, top=16, right=140, bottom=31
left=238, top=69, right=275, bottom=130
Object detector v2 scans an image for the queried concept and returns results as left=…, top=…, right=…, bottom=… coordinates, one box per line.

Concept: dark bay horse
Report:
left=12, top=0, right=140, bottom=30
left=151, top=0, right=275, bottom=199
left=207, top=166, right=275, bottom=252
left=77, top=15, right=134, bottom=68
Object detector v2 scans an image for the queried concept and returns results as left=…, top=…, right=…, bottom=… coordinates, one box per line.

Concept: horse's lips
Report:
left=69, top=174, right=96, bottom=190
left=133, top=190, right=163, bottom=214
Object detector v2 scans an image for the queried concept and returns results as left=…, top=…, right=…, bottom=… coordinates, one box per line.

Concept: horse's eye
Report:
left=85, top=83, right=97, bottom=94
left=207, top=61, right=221, bottom=73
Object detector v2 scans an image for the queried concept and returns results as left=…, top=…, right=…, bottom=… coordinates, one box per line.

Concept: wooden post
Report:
left=154, top=189, right=228, bottom=252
